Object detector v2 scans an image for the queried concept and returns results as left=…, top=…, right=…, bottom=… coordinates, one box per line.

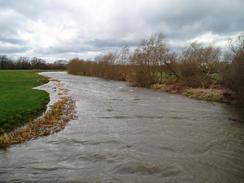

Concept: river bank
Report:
left=67, top=60, right=235, bottom=104
left=0, top=70, right=50, bottom=134
left=1, top=72, right=243, bottom=182
left=150, top=83, right=233, bottom=103
left=0, top=74, right=76, bottom=148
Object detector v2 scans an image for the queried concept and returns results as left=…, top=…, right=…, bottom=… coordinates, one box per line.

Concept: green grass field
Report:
left=0, top=70, right=49, bottom=134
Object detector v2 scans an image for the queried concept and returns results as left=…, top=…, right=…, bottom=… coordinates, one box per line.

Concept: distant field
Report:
left=0, top=70, right=49, bottom=134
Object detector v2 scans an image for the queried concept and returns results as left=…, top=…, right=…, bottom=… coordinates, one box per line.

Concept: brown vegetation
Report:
left=222, top=34, right=244, bottom=107
left=128, top=34, right=174, bottom=87
left=67, top=33, right=243, bottom=104
left=173, top=43, right=221, bottom=88
left=67, top=52, right=130, bottom=81
left=151, top=83, right=227, bottom=102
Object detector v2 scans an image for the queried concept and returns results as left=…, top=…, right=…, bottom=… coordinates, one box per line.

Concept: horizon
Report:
left=0, top=0, right=244, bottom=62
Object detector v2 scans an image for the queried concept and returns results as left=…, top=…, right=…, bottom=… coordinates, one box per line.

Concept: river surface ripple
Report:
left=1, top=72, right=244, bottom=183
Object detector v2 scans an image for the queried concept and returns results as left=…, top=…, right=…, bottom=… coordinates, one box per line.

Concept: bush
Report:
left=223, top=33, right=244, bottom=106
left=67, top=55, right=130, bottom=81
left=127, top=66, right=155, bottom=87
left=128, top=34, right=172, bottom=86
left=174, top=43, right=221, bottom=88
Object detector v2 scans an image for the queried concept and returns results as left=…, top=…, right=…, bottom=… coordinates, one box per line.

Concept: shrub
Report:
left=129, top=34, right=172, bottom=86
left=67, top=54, right=130, bottom=81
left=223, top=33, right=244, bottom=106
left=174, top=43, right=221, bottom=88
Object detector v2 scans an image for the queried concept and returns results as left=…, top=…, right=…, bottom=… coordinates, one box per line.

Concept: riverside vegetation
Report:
left=0, top=79, right=76, bottom=148
left=0, top=56, right=78, bottom=147
left=0, top=33, right=243, bottom=147
left=67, top=33, right=244, bottom=110
left=0, top=71, right=49, bottom=134
left=0, top=72, right=76, bottom=147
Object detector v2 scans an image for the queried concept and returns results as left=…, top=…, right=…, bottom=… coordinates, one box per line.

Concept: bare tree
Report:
left=129, top=33, right=172, bottom=86
left=116, top=46, right=130, bottom=65
left=223, top=33, right=244, bottom=106
left=175, top=42, right=221, bottom=88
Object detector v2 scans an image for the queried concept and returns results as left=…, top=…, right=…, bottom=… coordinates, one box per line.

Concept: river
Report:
left=0, top=72, right=244, bottom=183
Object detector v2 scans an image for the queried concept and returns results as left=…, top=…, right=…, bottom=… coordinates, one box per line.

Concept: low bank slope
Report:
left=0, top=70, right=49, bottom=134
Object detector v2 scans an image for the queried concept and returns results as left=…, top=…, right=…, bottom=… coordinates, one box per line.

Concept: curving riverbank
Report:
left=0, top=70, right=50, bottom=134
left=0, top=74, right=76, bottom=148
left=1, top=72, right=243, bottom=182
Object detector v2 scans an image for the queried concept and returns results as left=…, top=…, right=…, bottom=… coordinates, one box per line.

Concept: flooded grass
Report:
left=151, top=83, right=231, bottom=103
left=183, top=88, right=226, bottom=102
left=0, top=70, right=49, bottom=134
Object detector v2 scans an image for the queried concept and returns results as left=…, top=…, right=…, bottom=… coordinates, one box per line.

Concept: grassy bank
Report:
left=0, top=70, right=49, bottom=134
left=151, top=83, right=230, bottom=103
left=0, top=96, right=75, bottom=148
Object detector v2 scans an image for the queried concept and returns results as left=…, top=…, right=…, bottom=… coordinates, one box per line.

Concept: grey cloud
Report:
left=35, top=39, right=139, bottom=55
left=143, top=0, right=244, bottom=39
left=88, top=39, right=139, bottom=48
left=0, top=0, right=243, bottom=59
left=0, top=46, right=29, bottom=54
left=36, top=45, right=94, bottom=55
left=0, top=0, right=57, bottom=19
left=0, top=37, right=26, bottom=45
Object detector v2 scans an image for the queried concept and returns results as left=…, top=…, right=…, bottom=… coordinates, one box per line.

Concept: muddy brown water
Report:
left=1, top=72, right=244, bottom=183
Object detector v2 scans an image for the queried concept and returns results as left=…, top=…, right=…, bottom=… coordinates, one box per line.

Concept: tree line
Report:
left=67, top=33, right=244, bottom=107
left=0, top=56, right=67, bottom=70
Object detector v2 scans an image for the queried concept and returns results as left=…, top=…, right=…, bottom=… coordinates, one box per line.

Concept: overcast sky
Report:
left=0, top=0, right=243, bottom=61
